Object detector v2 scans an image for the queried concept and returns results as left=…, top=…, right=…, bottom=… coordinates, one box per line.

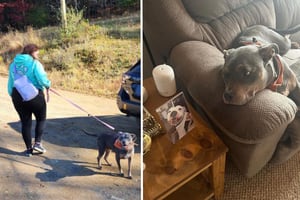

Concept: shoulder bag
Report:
left=13, top=64, right=38, bottom=101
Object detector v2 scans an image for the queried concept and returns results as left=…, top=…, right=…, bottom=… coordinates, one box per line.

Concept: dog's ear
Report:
left=223, top=49, right=235, bottom=59
left=259, top=43, right=279, bottom=62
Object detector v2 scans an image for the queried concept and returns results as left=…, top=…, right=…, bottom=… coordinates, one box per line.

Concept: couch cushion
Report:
left=182, top=0, right=276, bottom=49
left=182, top=0, right=271, bottom=23
left=274, top=0, right=300, bottom=29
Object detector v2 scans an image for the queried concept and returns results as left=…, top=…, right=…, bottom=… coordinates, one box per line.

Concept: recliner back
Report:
left=144, top=0, right=300, bottom=65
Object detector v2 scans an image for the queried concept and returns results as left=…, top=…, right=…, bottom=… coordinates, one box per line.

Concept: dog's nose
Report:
left=223, top=92, right=233, bottom=102
left=170, top=111, right=177, bottom=118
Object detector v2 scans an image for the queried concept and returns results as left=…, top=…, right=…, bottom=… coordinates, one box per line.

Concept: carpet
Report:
left=220, top=154, right=300, bottom=200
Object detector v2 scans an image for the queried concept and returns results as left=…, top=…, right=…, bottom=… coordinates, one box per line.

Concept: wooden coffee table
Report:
left=143, top=78, right=228, bottom=200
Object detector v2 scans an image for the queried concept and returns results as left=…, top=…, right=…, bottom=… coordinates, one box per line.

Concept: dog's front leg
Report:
left=97, top=149, right=103, bottom=169
left=127, top=157, right=132, bottom=179
left=115, top=153, right=124, bottom=176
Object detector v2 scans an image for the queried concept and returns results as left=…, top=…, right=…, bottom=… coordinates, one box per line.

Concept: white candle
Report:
left=152, top=64, right=177, bottom=97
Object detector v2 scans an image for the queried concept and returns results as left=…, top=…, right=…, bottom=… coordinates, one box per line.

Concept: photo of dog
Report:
left=156, top=92, right=194, bottom=143
left=167, top=105, right=193, bottom=138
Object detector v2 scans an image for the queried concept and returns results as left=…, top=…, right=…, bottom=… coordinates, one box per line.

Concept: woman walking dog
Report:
left=7, top=44, right=51, bottom=157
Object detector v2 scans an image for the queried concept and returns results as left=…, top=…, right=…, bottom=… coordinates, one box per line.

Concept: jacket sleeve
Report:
left=34, top=61, right=51, bottom=89
left=7, top=63, right=14, bottom=96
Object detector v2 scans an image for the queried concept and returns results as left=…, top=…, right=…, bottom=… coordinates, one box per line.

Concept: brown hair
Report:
left=22, top=44, right=39, bottom=56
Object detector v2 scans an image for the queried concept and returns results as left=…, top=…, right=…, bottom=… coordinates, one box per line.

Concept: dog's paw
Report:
left=98, top=166, right=102, bottom=170
left=127, top=176, right=132, bottom=179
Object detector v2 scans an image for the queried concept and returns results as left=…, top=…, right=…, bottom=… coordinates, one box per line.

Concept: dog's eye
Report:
left=244, top=71, right=251, bottom=76
left=237, top=65, right=252, bottom=78
left=240, top=68, right=251, bottom=77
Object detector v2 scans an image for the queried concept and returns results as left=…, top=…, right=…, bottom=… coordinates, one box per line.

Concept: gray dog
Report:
left=222, top=43, right=300, bottom=105
left=83, top=130, right=136, bottom=179
left=232, top=25, right=300, bottom=56
left=222, top=24, right=300, bottom=105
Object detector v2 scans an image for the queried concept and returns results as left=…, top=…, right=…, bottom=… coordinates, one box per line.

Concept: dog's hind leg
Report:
left=103, top=149, right=112, bottom=166
left=97, top=148, right=106, bottom=169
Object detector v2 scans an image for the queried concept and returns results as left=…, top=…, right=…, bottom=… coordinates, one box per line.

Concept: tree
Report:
left=0, top=0, right=30, bottom=31
left=60, top=0, right=67, bottom=28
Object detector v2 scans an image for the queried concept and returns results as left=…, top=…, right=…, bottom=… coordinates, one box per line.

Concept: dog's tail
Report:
left=272, top=24, right=300, bottom=35
left=81, top=129, right=98, bottom=137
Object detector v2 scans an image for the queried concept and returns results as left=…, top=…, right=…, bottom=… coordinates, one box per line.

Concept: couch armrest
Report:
left=169, top=41, right=298, bottom=144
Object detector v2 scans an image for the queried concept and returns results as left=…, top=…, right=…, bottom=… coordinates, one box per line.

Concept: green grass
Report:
left=93, top=13, right=140, bottom=39
left=0, top=11, right=140, bottom=98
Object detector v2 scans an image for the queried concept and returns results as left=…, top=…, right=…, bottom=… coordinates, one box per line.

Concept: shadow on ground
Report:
left=0, top=146, right=137, bottom=182
left=7, top=114, right=141, bottom=153
left=35, top=157, right=127, bottom=182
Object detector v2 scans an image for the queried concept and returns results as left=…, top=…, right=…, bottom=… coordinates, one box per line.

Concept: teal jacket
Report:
left=8, top=54, right=51, bottom=96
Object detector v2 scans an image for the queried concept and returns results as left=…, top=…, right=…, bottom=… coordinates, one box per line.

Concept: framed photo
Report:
left=156, top=92, right=194, bottom=144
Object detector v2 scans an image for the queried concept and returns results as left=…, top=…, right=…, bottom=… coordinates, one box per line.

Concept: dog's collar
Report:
left=114, top=138, right=133, bottom=151
left=114, top=139, right=123, bottom=149
left=267, top=55, right=284, bottom=91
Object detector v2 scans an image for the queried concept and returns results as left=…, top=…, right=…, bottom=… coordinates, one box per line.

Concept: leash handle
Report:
left=49, top=88, right=115, bottom=131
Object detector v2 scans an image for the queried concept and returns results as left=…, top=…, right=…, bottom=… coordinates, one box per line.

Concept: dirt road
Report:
left=0, top=76, right=141, bottom=200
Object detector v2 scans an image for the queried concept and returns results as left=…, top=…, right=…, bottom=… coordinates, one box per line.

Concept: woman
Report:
left=8, top=44, right=51, bottom=157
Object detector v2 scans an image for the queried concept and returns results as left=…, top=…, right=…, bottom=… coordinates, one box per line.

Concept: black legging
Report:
left=12, top=88, right=46, bottom=150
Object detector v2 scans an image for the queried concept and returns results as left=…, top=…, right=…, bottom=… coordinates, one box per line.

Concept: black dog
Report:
left=232, top=24, right=300, bottom=55
left=83, top=129, right=136, bottom=179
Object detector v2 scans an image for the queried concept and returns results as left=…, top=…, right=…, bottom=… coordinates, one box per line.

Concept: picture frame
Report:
left=155, top=92, right=195, bottom=144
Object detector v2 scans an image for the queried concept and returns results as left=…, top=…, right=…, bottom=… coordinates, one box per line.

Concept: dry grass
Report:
left=0, top=11, right=140, bottom=98
left=0, top=27, right=45, bottom=64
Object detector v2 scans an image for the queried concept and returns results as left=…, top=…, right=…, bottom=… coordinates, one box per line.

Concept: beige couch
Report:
left=144, top=0, right=300, bottom=177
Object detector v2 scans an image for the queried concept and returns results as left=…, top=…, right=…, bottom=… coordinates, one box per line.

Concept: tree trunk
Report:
left=60, top=0, right=67, bottom=28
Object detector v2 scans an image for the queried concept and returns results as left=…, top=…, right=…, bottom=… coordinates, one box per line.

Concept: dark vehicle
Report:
left=117, top=60, right=141, bottom=117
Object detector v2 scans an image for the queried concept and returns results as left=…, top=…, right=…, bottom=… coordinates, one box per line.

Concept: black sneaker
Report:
left=33, top=142, right=46, bottom=153
left=25, top=148, right=33, bottom=157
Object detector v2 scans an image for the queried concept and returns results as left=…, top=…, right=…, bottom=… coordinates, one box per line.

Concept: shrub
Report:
left=59, top=8, right=87, bottom=46
left=40, top=48, right=70, bottom=71
left=26, top=5, right=50, bottom=28
left=74, top=49, right=98, bottom=67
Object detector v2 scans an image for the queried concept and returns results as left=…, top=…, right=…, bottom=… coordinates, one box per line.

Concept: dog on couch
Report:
left=232, top=24, right=300, bottom=56
left=221, top=25, right=300, bottom=105
left=222, top=43, right=300, bottom=105
left=82, top=129, right=136, bottom=179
